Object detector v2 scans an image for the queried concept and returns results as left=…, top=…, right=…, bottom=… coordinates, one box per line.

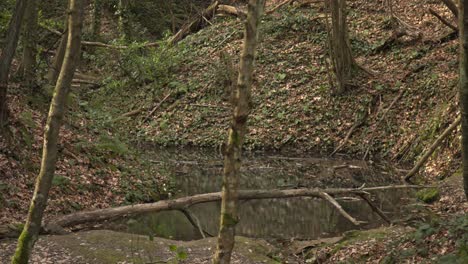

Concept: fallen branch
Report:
left=169, top=1, right=219, bottom=45
left=43, top=185, right=429, bottom=233
left=179, top=208, right=213, bottom=238
left=319, top=192, right=364, bottom=226
left=330, top=111, right=368, bottom=156
left=428, top=8, right=457, bottom=31
left=363, top=89, right=405, bottom=160
left=440, top=0, right=458, bottom=18
left=42, top=25, right=159, bottom=49
left=404, top=116, right=461, bottom=182
left=357, top=193, right=392, bottom=224
left=142, top=92, right=173, bottom=123
left=266, top=0, right=294, bottom=14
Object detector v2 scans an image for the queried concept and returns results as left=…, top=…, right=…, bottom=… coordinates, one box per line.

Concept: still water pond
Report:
left=118, top=148, right=411, bottom=241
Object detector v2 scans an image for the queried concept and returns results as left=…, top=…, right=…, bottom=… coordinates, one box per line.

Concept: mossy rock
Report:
left=416, top=188, right=440, bottom=203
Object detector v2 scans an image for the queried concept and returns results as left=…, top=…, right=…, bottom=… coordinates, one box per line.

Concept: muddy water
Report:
left=120, top=148, right=411, bottom=241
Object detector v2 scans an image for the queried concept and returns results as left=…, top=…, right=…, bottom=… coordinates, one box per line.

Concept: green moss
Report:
left=222, top=212, right=239, bottom=227
left=11, top=230, right=33, bottom=264
left=416, top=188, right=440, bottom=203
left=329, top=227, right=392, bottom=255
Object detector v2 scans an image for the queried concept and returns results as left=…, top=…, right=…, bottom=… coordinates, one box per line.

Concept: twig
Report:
left=404, top=116, right=461, bottom=182
left=320, top=192, right=364, bottom=226
left=186, top=103, right=230, bottom=109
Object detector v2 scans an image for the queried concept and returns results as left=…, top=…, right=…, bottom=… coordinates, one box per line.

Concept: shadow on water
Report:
left=115, top=148, right=412, bottom=241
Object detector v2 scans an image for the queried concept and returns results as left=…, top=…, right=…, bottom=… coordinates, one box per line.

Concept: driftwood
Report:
left=40, top=185, right=430, bottom=234
left=168, top=1, right=219, bottom=45
left=428, top=8, right=457, bottom=31
left=404, top=116, right=461, bottom=182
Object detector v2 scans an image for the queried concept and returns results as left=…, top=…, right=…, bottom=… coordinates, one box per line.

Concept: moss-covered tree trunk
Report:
left=0, top=0, right=28, bottom=129
left=327, top=0, right=354, bottom=95
left=459, top=0, right=468, bottom=199
left=212, top=1, right=263, bottom=263
left=21, top=0, right=39, bottom=91
left=11, top=0, right=84, bottom=263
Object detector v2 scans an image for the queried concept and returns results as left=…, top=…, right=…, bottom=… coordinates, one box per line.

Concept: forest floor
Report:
left=0, top=0, right=467, bottom=263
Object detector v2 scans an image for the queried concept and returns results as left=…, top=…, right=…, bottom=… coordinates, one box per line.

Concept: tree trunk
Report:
left=21, top=0, right=39, bottom=91
left=0, top=0, right=28, bottom=129
left=459, top=0, right=468, bottom=199
left=46, top=27, right=68, bottom=85
left=327, top=0, right=354, bottom=95
left=92, top=0, right=102, bottom=39
left=212, top=1, right=264, bottom=263
left=11, top=0, right=84, bottom=263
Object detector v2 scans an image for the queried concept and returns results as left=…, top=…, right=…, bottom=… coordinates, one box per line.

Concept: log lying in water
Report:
left=41, top=185, right=429, bottom=234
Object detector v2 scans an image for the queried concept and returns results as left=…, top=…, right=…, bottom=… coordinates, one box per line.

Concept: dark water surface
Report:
left=118, top=148, right=411, bottom=241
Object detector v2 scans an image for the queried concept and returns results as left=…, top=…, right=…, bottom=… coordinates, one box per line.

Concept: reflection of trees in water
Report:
left=130, top=149, right=410, bottom=240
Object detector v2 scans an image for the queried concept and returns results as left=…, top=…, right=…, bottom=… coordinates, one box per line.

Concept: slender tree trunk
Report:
left=0, top=0, right=28, bottom=129
left=46, top=27, right=68, bottom=85
left=459, top=0, right=468, bottom=199
left=22, top=0, right=39, bottom=91
left=11, top=0, right=84, bottom=263
left=118, top=0, right=132, bottom=41
left=92, top=0, right=102, bottom=39
left=212, top=1, right=263, bottom=263
left=327, top=0, right=354, bottom=95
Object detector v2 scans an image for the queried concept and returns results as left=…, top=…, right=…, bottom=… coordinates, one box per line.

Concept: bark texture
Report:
left=459, top=0, right=468, bottom=199
left=22, top=0, right=39, bottom=90
left=11, top=0, right=84, bottom=263
left=327, top=0, right=354, bottom=95
left=0, top=0, right=28, bottom=129
left=213, top=1, right=264, bottom=263
left=46, top=27, right=68, bottom=85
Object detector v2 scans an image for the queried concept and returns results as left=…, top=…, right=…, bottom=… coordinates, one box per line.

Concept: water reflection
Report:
left=123, top=148, right=410, bottom=240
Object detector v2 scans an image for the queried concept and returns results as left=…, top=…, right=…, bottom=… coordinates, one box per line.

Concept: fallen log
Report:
left=43, top=185, right=429, bottom=233
left=218, top=4, right=246, bottom=18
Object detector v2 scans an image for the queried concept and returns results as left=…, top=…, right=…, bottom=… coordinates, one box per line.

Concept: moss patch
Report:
left=416, top=188, right=440, bottom=203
